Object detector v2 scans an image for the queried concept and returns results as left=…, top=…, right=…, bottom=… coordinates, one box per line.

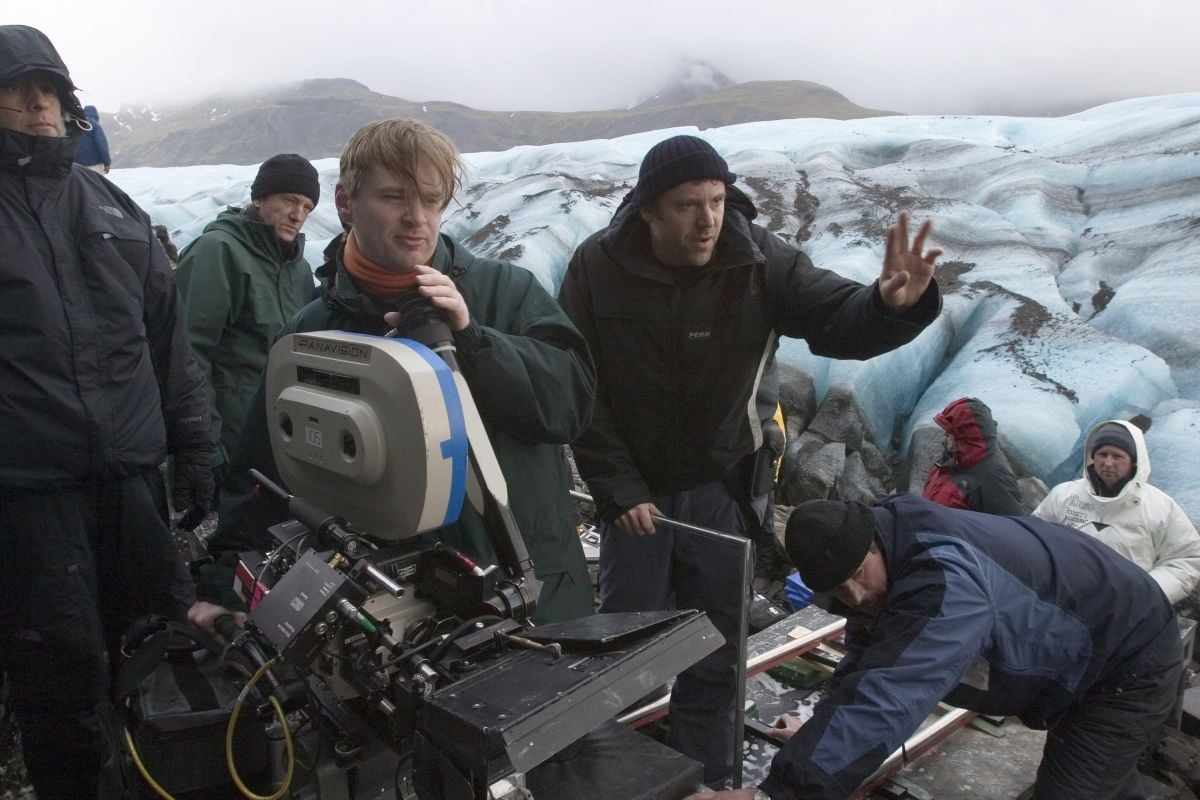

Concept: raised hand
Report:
left=879, top=211, right=941, bottom=311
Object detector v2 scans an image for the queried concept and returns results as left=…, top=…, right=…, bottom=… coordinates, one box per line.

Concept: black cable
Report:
left=274, top=528, right=314, bottom=562
left=426, top=615, right=503, bottom=664
left=367, top=636, right=442, bottom=674
left=248, top=527, right=312, bottom=605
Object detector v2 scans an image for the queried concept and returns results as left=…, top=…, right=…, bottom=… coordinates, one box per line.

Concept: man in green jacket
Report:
left=176, top=154, right=320, bottom=494
left=194, top=119, right=596, bottom=628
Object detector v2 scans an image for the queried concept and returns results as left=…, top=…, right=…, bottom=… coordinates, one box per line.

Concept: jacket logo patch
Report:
left=98, top=205, right=125, bottom=219
left=688, top=330, right=712, bottom=342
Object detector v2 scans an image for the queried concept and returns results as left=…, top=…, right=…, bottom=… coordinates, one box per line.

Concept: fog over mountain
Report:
left=101, top=66, right=890, bottom=168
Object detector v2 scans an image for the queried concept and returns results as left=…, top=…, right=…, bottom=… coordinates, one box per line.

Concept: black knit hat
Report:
left=784, top=500, right=878, bottom=592
left=635, top=135, right=735, bottom=207
left=1088, top=422, right=1136, bottom=461
left=251, top=154, right=320, bottom=207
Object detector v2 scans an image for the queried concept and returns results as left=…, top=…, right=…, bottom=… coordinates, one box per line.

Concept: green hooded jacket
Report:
left=210, top=234, right=596, bottom=622
left=176, top=207, right=315, bottom=465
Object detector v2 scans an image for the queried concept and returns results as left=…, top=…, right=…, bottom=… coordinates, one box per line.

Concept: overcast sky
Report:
left=12, top=0, right=1200, bottom=117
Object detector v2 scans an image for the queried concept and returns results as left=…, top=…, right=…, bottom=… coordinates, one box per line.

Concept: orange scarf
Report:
left=342, top=230, right=419, bottom=302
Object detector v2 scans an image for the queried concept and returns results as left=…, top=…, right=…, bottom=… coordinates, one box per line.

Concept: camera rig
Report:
left=202, top=325, right=720, bottom=800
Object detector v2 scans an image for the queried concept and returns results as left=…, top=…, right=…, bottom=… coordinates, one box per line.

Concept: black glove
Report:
left=172, top=444, right=216, bottom=529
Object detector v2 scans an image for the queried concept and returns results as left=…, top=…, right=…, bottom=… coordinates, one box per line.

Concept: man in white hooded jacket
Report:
left=1035, top=419, right=1200, bottom=604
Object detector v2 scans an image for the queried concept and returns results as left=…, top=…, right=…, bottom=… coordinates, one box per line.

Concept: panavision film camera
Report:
left=144, top=313, right=721, bottom=799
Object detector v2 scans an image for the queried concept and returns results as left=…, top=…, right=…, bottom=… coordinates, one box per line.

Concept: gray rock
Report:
left=905, top=425, right=944, bottom=494
left=858, top=440, right=889, bottom=478
left=1017, top=476, right=1049, bottom=514
left=836, top=451, right=879, bottom=504
left=806, top=384, right=869, bottom=451
left=779, top=431, right=830, bottom=504
left=778, top=365, right=816, bottom=438
left=784, top=441, right=846, bottom=503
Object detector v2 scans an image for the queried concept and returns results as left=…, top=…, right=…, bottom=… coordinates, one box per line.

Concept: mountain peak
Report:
left=633, top=59, right=737, bottom=108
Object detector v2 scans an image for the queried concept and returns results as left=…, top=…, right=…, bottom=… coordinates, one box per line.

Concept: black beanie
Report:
left=1088, top=422, right=1136, bottom=461
left=635, top=135, right=735, bottom=207
left=251, top=154, right=320, bottom=207
left=784, top=500, right=878, bottom=592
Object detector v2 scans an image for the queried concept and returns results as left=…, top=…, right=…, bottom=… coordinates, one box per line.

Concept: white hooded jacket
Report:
left=1034, top=419, right=1200, bottom=603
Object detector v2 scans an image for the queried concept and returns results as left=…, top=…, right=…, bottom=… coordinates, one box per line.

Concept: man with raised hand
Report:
left=557, top=133, right=942, bottom=785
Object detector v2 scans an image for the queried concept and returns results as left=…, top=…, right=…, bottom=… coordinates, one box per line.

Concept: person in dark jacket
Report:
left=690, top=494, right=1184, bottom=800
left=175, top=154, right=319, bottom=494
left=557, top=134, right=942, bottom=783
left=922, top=396, right=1024, bottom=515
left=0, top=25, right=214, bottom=800
left=73, top=103, right=110, bottom=172
left=194, top=118, right=596, bottom=629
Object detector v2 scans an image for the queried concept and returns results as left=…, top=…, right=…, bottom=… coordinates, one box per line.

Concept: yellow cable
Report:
left=123, top=725, right=177, bottom=800
left=225, top=658, right=295, bottom=800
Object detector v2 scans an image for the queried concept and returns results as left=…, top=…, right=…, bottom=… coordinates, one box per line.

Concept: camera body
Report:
left=198, top=331, right=719, bottom=799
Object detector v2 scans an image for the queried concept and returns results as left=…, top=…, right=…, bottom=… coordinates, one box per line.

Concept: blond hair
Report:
left=339, top=119, right=463, bottom=209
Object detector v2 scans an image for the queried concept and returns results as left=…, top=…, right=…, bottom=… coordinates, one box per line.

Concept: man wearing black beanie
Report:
left=558, top=133, right=943, bottom=784
left=691, top=493, right=1184, bottom=800
left=1035, top=418, right=1200, bottom=604
left=175, top=153, right=321, bottom=506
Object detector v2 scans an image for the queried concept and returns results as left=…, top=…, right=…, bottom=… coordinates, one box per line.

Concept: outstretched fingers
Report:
left=911, top=217, right=932, bottom=255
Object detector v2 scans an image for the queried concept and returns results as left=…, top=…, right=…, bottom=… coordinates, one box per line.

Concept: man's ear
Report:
left=639, top=203, right=655, bottom=225
left=334, top=183, right=352, bottom=226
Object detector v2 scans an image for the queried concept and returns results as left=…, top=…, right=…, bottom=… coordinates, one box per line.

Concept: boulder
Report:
left=782, top=441, right=846, bottom=503
left=836, top=451, right=878, bottom=504
left=905, top=424, right=944, bottom=495
left=779, top=431, right=829, bottom=504
left=806, top=384, right=869, bottom=451
left=778, top=365, right=816, bottom=436
left=1017, top=476, right=1049, bottom=514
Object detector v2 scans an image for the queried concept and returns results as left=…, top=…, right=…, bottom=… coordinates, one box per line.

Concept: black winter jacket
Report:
left=0, top=126, right=211, bottom=487
left=558, top=189, right=940, bottom=521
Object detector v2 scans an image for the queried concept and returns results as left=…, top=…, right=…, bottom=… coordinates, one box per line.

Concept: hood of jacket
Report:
left=0, top=25, right=86, bottom=130
left=934, top=397, right=998, bottom=469
left=203, top=206, right=307, bottom=267
left=1082, top=419, right=1149, bottom=505
left=598, top=183, right=764, bottom=281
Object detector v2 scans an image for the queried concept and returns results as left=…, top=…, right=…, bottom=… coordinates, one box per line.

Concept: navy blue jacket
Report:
left=762, top=493, right=1177, bottom=799
left=73, top=105, right=110, bottom=168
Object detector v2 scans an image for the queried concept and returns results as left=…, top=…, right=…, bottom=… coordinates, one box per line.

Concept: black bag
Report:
left=111, top=617, right=271, bottom=799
